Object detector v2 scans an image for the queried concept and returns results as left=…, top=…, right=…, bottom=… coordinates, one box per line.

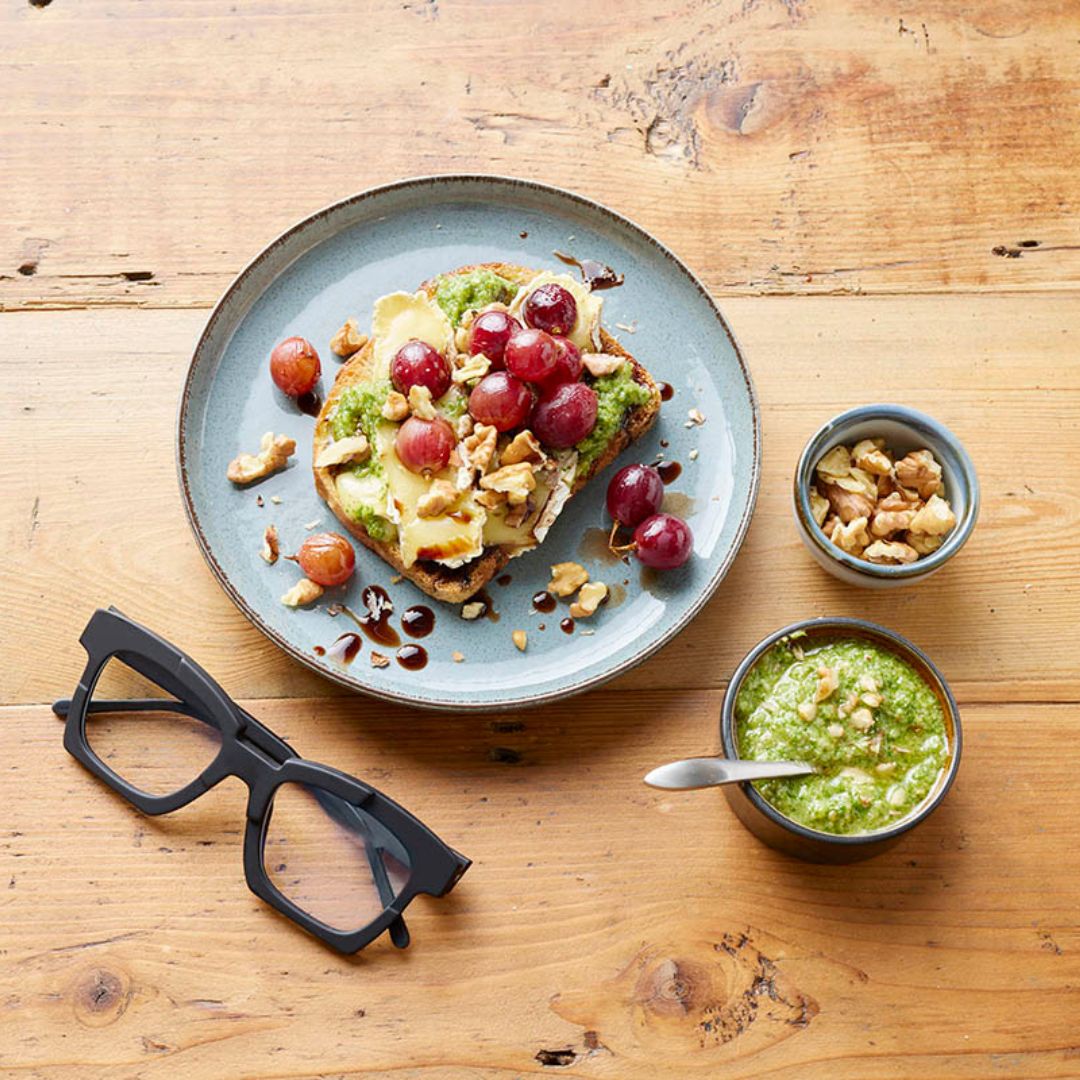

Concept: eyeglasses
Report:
left=53, top=607, right=470, bottom=953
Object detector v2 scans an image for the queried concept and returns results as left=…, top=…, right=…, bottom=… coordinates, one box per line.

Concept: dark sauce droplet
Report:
left=560, top=617, right=575, bottom=634
left=476, top=588, right=499, bottom=623
left=326, top=632, right=362, bottom=665
left=659, top=382, right=674, bottom=402
left=401, top=605, right=435, bottom=639
left=519, top=230, right=529, bottom=239
left=496, top=574, right=513, bottom=587
left=313, top=645, right=326, bottom=657
left=658, top=461, right=682, bottom=484
left=552, top=251, right=624, bottom=291
left=532, top=591, right=556, bottom=613
left=341, top=585, right=400, bottom=647
left=659, top=439, right=669, bottom=449
left=397, top=644, right=428, bottom=670
left=296, top=390, right=322, bottom=417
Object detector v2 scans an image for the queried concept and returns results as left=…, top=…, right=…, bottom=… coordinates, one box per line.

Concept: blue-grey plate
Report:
left=178, top=176, right=759, bottom=711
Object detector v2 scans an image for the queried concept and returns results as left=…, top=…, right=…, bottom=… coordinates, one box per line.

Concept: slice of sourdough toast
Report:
left=313, top=262, right=661, bottom=603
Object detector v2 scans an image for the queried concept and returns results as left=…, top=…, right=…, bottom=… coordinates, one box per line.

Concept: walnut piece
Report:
left=570, top=581, right=608, bottom=618
left=314, top=434, right=370, bottom=470
left=850, top=707, right=875, bottom=732
left=461, top=423, right=497, bottom=475
left=582, top=353, right=625, bottom=377
left=503, top=501, right=531, bottom=528
left=909, top=493, right=957, bottom=536
left=501, top=429, right=545, bottom=466
left=832, top=467, right=878, bottom=498
left=864, top=539, right=919, bottom=564
left=475, top=488, right=507, bottom=510
left=479, top=461, right=535, bottom=506
left=821, top=482, right=875, bottom=524
left=830, top=515, right=870, bottom=555
left=382, top=390, right=409, bottom=422
left=852, top=438, right=893, bottom=476
left=227, top=432, right=296, bottom=486
left=260, top=524, right=279, bottom=565
left=870, top=506, right=916, bottom=538
left=408, top=384, right=436, bottom=421
left=330, top=318, right=368, bottom=358
left=460, top=601, right=486, bottom=621
left=281, top=577, right=323, bottom=607
left=895, top=449, right=943, bottom=499
left=809, top=486, right=830, bottom=526
left=548, top=561, right=589, bottom=597
left=452, top=354, right=491, bottom=384
left=816, top=445, right=852, bottom=480
left=906, top=531, right=943, bottom=556
left=815, top=666, right=839, bottom=703
left=452, top=651, right=465, bottom=663
left=370, top=651, right=390, bottom=669
left=512, top=629, right=528, bottom=652
left=417, top=479, right=459, bottom=519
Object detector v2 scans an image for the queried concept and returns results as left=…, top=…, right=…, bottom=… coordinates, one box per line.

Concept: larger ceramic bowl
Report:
left=177, top=175, right=761, bottom=711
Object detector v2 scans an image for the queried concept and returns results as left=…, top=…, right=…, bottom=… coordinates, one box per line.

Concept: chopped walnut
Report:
left=548, top=561, right=589, bottom=597
left=370, top=651, right=390, bottom=669
left=809, top=486, right=830, bottom=526
left=830, top=515, right=870, bottom=556
left=906, top=531, right=943, bottom=556
left=582, top=353, right=625, bottom=377
left=260, top=524, right=279, bottom=565
left=909, top=493, right=956, bottom=536
left=479, top=461, right=535, bottom=506
left=314, top=434, right=370, bottom=470
left=512, top=629, right=528, bottom=652
left=821, top=482, right=875, bottom=524
left=454, top=324, right=471, bottom=353
left=501, top=429, right=545, bottom=466
left=417, top=479, right=459, bottom=519
left=798, top=701, right=817, bottom=722
left=281, top=577, right=323, bottom=607
left=815, top=666, right=839, bottom=703
left=816, top=445, right=852, bottom=480
left=382, top=390, right=409, bottom=422
left=452, top=354, right=491, bottom=384
left=832, top=467, right=878, bottom=498
left=475, top=488, right=508, bottom=510
left=408, top=384, right=436, bottom=421
left=895, top=449, right=943, bottom=499
left=687, top=408, right=706, bottom=426
left=864, top=539, right=919, bottom=564
left=330, top=318, right=368, bottom=358
left=870, top=506, right=916, bottom=538
left=570, top=581, right=608, bottom=618
left=227, top=432, right=296, bottom=486
left=455, top=414, right=474, bottom=439
left=461, top=423, right=497, bottom=475
left=852, top=438, right=893, bottom=476
left=850, top=707, right=875, bottom=732
left=452, top=651, right=465, bottom=663
left=460, top=601, right=486, bottom=621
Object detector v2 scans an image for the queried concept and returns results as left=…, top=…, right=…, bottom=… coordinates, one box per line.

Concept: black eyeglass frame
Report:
left=53, top=607, right=470, bottom=954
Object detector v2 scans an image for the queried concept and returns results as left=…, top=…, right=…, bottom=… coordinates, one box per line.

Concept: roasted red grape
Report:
left=531, top=382, right=598, bottom=448
left=390, top=339, right=450, bottom=399
left=504, top=328, right=559, bottom=383
left=270, top=337, right=321, bottom=397
left=523, top=283, right=577, bottom=336
left=468, top=371, right=533, bottom=432
left=297, top=532, right=356, bottom=586
left=546, top=337, right=582, bottom=385
left=468, top=310, right=520, bottom=367
left=395, top=415, right=456, bottom=473
left=633, top=513, right=693, bottom=569
left=606, top=464, right=664, bottom=527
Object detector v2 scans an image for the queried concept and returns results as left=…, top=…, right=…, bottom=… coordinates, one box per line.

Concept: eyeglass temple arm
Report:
left=53, top=698, right=411, bottom=949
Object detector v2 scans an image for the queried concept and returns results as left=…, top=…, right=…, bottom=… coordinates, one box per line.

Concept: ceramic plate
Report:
left=178, top=176, right=759, bottom=710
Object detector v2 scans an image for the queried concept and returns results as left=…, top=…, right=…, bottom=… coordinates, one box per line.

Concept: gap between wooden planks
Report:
left=1, top=693, right=1078, bottom=1078
left=2, top=296, right=1077, bottom=706
left=2, top=0, right=1080, bottom=309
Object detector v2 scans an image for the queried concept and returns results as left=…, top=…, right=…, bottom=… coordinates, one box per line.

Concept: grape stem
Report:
left=607, top=520, right=637, bottom=556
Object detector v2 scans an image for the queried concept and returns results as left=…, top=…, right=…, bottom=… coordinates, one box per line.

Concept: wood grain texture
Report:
left=2, top=695, right=1079, bottom=1078
left=2, top=296, right=1077, bottom=706
left=3, top=0, right=1080, bottom=1075
left=2, top=0, right=1080, bottom=311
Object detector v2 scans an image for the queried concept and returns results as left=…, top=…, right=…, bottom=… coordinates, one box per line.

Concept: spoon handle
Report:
left=643, top=757, right=815, bottom=790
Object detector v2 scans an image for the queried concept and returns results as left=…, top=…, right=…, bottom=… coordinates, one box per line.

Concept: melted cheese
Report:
left=370, top=291, right=455, bottom=379
left=509, top=271, right=603, bottom=351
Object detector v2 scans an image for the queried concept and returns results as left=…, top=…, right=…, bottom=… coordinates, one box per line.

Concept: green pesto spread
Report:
left=433, top=269, right=517, bottom=326
left=735, top=637, right=949, bottom=835
left=575, top=363, right=653, bottom=474
left=329, top=381, right=394, bottom=541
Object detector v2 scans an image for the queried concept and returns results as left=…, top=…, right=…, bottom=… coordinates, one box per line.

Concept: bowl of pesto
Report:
left=720, top=618, right=961, bottom=862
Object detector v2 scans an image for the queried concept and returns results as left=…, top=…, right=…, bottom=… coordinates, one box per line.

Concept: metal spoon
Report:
left=643, top=757, right=815, bottom=790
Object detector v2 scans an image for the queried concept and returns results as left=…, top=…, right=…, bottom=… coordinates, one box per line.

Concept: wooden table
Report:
left=3, top=2, right=1078, bottom=1076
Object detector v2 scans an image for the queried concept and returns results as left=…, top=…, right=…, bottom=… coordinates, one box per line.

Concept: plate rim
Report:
left=176, top=173, right=761, bottom=711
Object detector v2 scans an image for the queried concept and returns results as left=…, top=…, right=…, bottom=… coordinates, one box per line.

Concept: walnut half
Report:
left=227, top=432, right=296, bottom=486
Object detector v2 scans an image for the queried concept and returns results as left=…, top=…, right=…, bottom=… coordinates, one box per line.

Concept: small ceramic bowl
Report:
left=719, top=617, right=962, bottom=863
left=793, top=404, right=979, bottom=588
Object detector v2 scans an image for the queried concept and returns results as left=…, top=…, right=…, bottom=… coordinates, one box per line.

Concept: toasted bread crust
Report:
left=313, top=263, right=661, bottom=603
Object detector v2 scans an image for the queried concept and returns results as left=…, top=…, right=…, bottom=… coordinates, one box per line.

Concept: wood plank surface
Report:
left=2, top=0, right=1079, bottom=1076
left=2, top=0, right=1080, bottom=311
left=3, top=695, right=1079, bottom=1078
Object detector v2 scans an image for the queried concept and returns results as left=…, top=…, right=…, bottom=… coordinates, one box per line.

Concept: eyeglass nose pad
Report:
left=389, top=915, right=410, bottom=949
